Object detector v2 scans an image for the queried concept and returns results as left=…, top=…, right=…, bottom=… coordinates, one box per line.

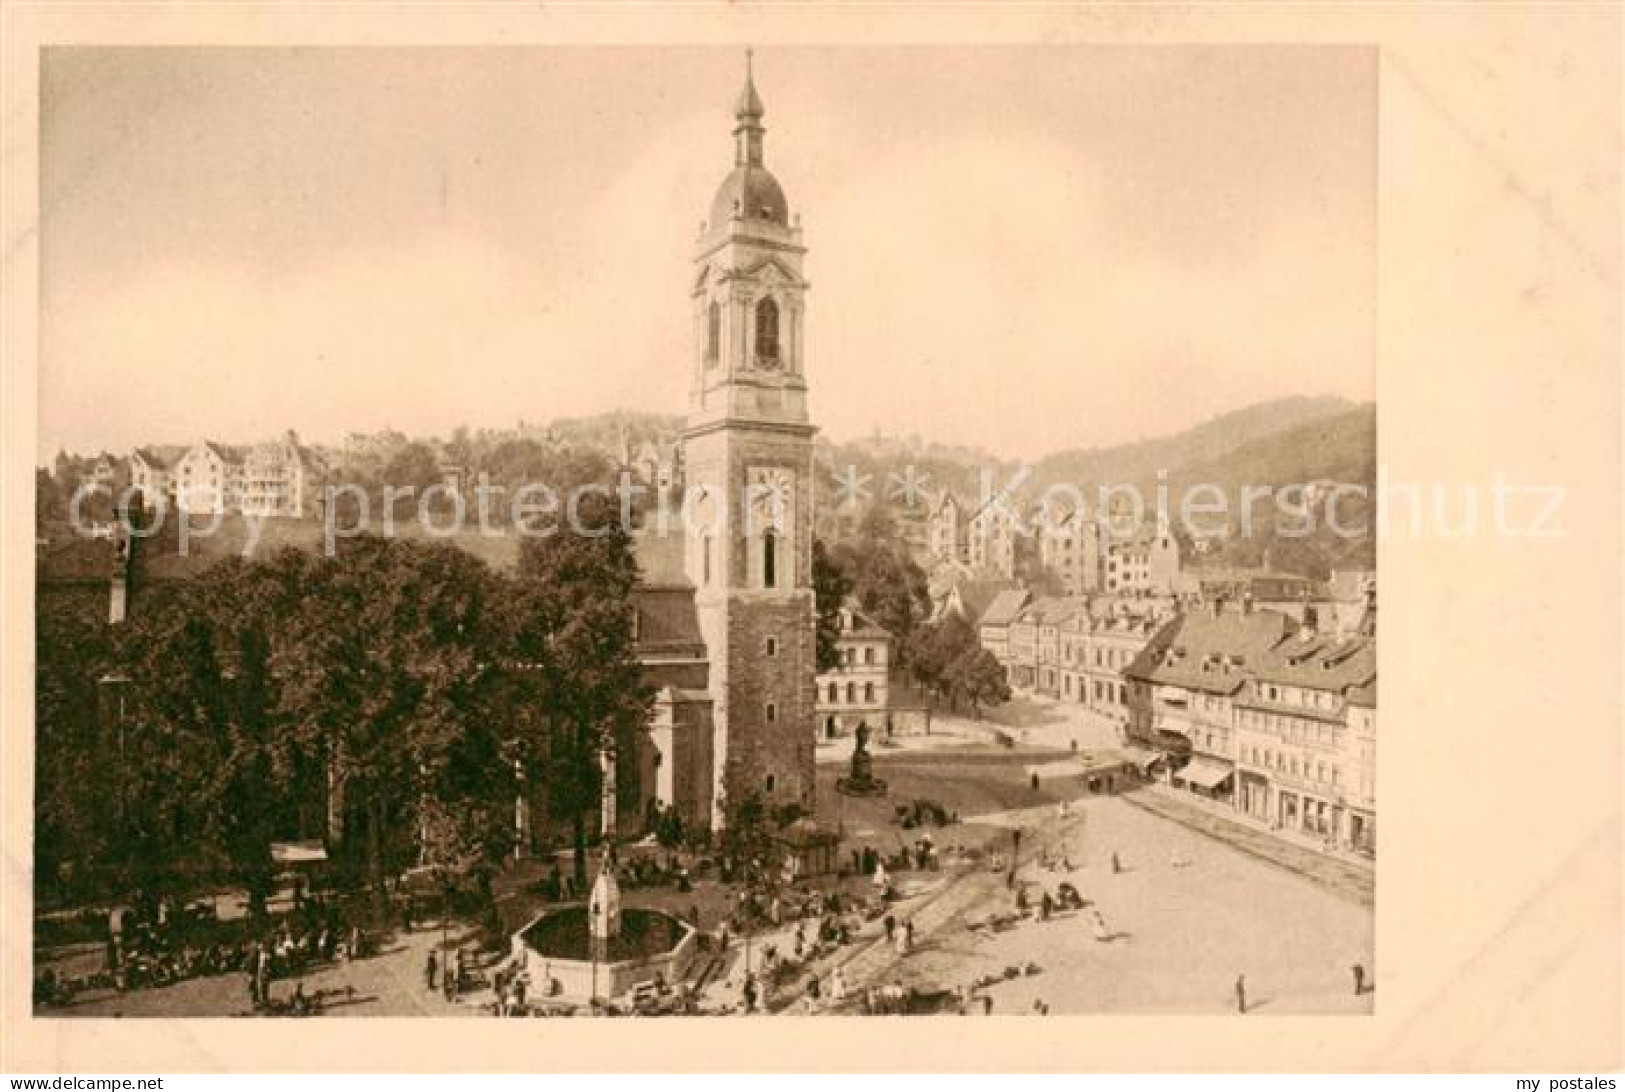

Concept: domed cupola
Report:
left=709, top=50, right=790, bottom=228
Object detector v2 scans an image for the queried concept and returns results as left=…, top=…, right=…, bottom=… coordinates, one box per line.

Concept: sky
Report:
left=39, top=46, right=1374, bottom=463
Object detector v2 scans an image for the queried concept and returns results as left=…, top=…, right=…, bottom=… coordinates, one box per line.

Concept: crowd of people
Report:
left=33, top=884, right=376, bottom=1012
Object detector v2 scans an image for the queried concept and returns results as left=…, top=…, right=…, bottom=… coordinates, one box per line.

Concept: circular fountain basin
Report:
left=510, top=905, right=698, bottom=1001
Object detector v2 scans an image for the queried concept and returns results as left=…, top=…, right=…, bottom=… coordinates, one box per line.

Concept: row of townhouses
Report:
left=1122, top=595, right=1377, bottom=854
left=934, top=557, right=1378, bottom=855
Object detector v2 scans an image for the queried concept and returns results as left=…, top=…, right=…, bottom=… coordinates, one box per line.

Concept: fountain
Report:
left=835, top=721, right=888, bottom=796
left=510, top=848, right=698, bottom=1003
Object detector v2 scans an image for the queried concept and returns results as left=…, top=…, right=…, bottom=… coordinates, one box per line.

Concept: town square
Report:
left=34, top=48, right=1376, bottom=1020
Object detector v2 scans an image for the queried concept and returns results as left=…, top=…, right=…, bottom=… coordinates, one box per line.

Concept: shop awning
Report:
left=1122, top=747, right=1165, bottom=773
left=1178, top=757, right=1235, bottom=789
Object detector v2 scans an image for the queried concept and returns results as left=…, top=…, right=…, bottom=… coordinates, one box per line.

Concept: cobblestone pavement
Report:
left=1120, top=787, right=1375, bottom=908
left=787, top=793, right=1373, bottom=1016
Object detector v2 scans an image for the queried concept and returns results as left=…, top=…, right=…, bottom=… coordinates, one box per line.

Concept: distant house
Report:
left=977, top=588, right=1031, bottom=672
left=167, top=432, right=325, bottom=518
left=1037, top=507, right=1100, bottom=595
left=927, top=491, right=967, bottom=566
left=815, top=601, right=891, bottom=740
left=129, top=445, right=188, bottom=504
left=1101, top=518, right=1181, bottom=595
left=174, top=441, right=247, bottom=514
left=966, top=496, right=1020, bottom=579
left=1007, top=595, right=1088, bottom=694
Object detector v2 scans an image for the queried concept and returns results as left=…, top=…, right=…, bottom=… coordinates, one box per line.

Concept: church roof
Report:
left=711, top=164, right=789, bottom=228
left=710, top=52, right=790, bottom=229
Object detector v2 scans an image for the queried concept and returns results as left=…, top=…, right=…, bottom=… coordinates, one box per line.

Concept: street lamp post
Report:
left=589, top=898, right=600, bottom=1007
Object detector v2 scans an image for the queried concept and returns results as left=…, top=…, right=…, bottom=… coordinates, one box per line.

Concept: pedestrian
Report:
left=513, top=971, right=528, bottom=1014
left=1031, top=772, right=1040, bottom=792
left=1235, top=974, right=1247, bottom=1014
left=905, top=920, right=915, bottom=949
left=1040, top=890, right=1054, bottom=921
left=1111, top=851, right=1122, bottom=874
left=1352, top=963, right=1366, bottom=996
left=742, top=973, right=758, bottom=1014
left=982, top=995, right=994, bottom=1015
left=884, top=914, right=896, bottom=943
left=1091, top=909, right=1110, bottom=943
left=426, top=949, right=439, bottom=991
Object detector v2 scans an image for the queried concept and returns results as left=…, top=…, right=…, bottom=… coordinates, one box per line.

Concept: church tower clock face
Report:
left=681, top=53, right=819, bottom=828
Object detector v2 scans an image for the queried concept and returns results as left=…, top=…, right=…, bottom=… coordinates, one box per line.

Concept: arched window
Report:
left=762, top=528, right=777, bottom=589
left=754, top=297, right=779, bottom=361
left=705, top=301, right=721, bottom=365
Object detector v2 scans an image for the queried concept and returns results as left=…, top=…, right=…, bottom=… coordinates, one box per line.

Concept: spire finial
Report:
left=732, top=49, right=766, bottom=166
left=735, top=48, right=765, bottom=124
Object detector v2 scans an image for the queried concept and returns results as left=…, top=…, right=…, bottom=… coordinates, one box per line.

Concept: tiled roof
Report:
left=1244, top=632, right=1375, bottom=692
left=980, top=588, right=1030, bottom=627
left=947, top=576, right=1020, bottom=624
left=1022, top=595, right=1087, bottom=626
left=1124, top=607, right=1297, bottom=694
left=132, top=445, right=188, bottom=470
left=839, top=600, right=891, bottom=640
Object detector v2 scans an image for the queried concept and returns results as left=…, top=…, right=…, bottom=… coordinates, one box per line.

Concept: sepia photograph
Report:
left=32, top=43, right=1377, bottom=1021
left=3, top=4, right=1619, bottom=1079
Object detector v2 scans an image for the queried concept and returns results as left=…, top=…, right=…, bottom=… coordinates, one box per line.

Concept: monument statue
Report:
left=836, top=720, right=888, bottom=797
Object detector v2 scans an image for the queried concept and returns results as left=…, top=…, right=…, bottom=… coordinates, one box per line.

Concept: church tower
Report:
left=684, top=54, right=817, bottom=827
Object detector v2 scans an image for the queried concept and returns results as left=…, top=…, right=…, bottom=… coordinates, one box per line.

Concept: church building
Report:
left=678, top=54, right=819, bottom=828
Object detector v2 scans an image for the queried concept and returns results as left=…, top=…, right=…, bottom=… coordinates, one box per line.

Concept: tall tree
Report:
left=34, top=594, right=119, bottom=903
left=829, top=505, right=931, bottom=668
left=511, top=493, right=652, bottom=887
left=811, top=538, right=852, bottom=673
left=268, top=536, right=509, bottom=908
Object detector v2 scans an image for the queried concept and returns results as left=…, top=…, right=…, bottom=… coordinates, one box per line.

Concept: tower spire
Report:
left=734, top=49, right=765, bottom=166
